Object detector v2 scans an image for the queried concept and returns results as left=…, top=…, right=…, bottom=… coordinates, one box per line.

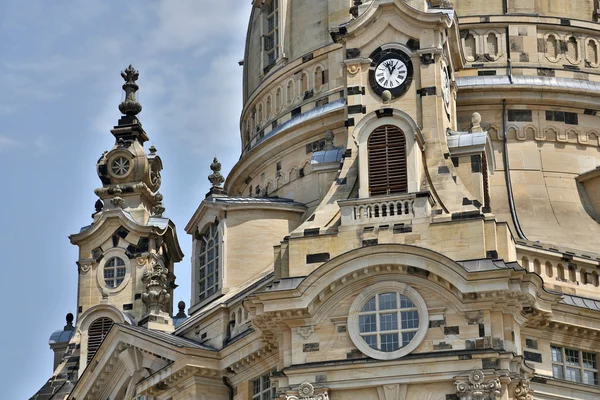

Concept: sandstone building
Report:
left=32, top=1, right=600, bottom=399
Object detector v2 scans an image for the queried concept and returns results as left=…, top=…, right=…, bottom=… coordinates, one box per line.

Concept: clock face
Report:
left=441, top=65, right=451, bottom=107
left=374, top=58, right=408, bottom=89
left=368, top=48, right=413, bottom=99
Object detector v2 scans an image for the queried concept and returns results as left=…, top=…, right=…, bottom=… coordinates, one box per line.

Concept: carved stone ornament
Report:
left=285, top=382, right=329, bottom=400
left=514, top=379, right=533, bottom=400
left=296, top=326, right=315, bottom=340
left=152, top=192, right=166, bottom=217
left=455, top=370, right=501, bottom=400
left=110, top=185, right=125, bottom=208
left=208, top=157, right=225, bottom=188
left=141, top=263, right=171, bottom=313
left=119, top=64, right=142, bottom=116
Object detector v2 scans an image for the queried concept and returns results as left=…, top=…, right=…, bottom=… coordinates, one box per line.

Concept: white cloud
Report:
left=0, top=135, right=21, bottom=152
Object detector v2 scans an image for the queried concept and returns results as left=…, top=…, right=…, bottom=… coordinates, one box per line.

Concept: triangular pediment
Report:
left=70, top=324, right=218, bottom=400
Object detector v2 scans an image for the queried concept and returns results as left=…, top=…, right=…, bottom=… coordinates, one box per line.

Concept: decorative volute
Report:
left=94, top=65, right=164, bottom=224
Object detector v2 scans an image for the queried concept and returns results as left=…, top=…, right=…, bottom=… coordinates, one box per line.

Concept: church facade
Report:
left=32, top=1, right=600, bottom=399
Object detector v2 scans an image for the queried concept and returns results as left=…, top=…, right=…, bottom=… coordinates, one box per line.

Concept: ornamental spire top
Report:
left=208, top=157, right=225, bottom=188
left=118, top=64, right=142, bottom=116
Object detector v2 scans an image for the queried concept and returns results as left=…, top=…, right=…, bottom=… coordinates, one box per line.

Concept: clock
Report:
left=441, top=63, right=451, bottom=108
left=369, top=48, right=413, bottom=99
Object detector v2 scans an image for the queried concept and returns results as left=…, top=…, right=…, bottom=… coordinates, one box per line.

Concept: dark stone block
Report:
left=487, top=250, right=499, bottom=259
left=291, top=107, right=302, bottom=117
left=451, top=157, right=459, bottom=167
left=346, top=48, right=361, bottom=58
left=444, top=326, right=460, bottom=335
left=123, top=303, right=133, bottom=311
left=429, top=319, right=446, bottom=328
left=347, top=104, right=365, bottom=114
left=347, top=86, right=362, bottom=96
left=420, top=54, right=434, bottom=65
left=438, top=165, right=450, bottom=174
left=304, top=228, right=320, bottom=236
left=560, top=18, right=571, bottom=26
left=418, top=86, right=436, bottom=96
left=337, top=325, right=347, bottom=333
left=303, top=343, right=319, bottom=352
left=376, top=108, right=394, bottom=118
left=482, top=358, right=500, bottom=369
left=478, top=70, right=496, bottom=76
left=479, top=323, right=485, bottom=337
left=306, top=253, right=330, bottom=264
left=345, top=118, right=355, bottom=127
left=524, top=351, right=542, bottom=363
left=408, top=266, right=429, bottom=277
left=520, top=53, right=529, bottom=62
left=459, top=354, right=473, bottom=360
left=407, top=38, right=420, bottom=50
left=462, top=198, right=473, bottom=206
left=337, top=177, right=347, bottom=185
left=451, top=211, right=482, bottom=220
left=347, top=349, right=363, bottom=359
left=526, top=338, right=538, bottom=350
left=465, top=340, right=475, bottom=349
left=362, top=239, right=378, bottom=247
left=302, top=53, right=314, bottom=63
left=434, top=342, right=453, bottom=350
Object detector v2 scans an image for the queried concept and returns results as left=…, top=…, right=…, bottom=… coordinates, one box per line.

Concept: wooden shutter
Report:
left=368, top=125, right=407, bottom=196
left=87, top=317, right=114, bottom=363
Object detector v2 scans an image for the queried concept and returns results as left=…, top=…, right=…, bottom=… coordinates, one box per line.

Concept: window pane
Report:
left=402, top=331, right=416, bottom=347
left=584, top=370, right=598, bottom=386
left=362, top=297, right=376, bottom=312
left=359, top=315, right=376, bottom=333
left=253, top=378, right=261, bottom=395
left=566, top=367, right=582, bottom=382
left=379, top=293, right=397, bottom=310
left=400, top=295, right=415, bottom=309
left=565, top=349, right=580, bottom=366
left=552, top=364, right=564, bottom=379
left=104, top=269, right=114, bottom=278
left=380, top=333, right=399, bottom=352
left=379, top=313, right=398, bottom=331
left=583, top=352, right=597, bottom=369
left=551, top=347, right=563, bottom=363
left=362, top=334, right=377, bottom=349
left=262, top=375, right=270, bottom=391
left=117, top=268, right=126, bottom=277
left=401, top=311, right=419, bottom=330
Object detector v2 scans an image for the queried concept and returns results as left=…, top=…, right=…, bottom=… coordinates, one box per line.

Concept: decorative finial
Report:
left=470, top=112, right=483, bottom=133
left=149, top=145, right=157, bottom=154
left=208, top=157, right=225, bottom=188
left=349, top=0, right=362, bottom=18
left=118, top=64, right=142, bottom=116
left=64, top=313, right=74, bottom=331
left=175, top=301, right=187, bottom=318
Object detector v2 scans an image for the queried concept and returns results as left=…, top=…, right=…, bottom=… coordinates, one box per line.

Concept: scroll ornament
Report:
left=455, top=370, right=501, bottom=400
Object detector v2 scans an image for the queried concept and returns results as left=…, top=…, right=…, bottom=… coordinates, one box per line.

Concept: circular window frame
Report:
left=348, top=281, right=429, bottom=360
left=107, top=152, right=134, bottom=179
left=96, top=250, right=131, bottom=294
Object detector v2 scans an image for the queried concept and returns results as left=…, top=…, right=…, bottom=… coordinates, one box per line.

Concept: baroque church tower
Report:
left=34, top=1, right=600, bottom=399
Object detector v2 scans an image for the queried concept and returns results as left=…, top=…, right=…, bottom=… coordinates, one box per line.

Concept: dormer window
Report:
left=197, top=223, right=220, bottom=302
left=87, top=317, right=113, bottom=363
left=264, top=0, right=279, bottom=68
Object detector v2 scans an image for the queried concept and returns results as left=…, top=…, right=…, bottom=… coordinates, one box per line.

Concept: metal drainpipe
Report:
left=223, top=377, right=234, bottom=400
left=502, top=99, right=527, bottom=240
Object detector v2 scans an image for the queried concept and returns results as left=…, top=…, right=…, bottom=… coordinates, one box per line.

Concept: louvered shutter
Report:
left=87, top=317, right=114, bottom=363
left=368, top=125, right=408, bottom=196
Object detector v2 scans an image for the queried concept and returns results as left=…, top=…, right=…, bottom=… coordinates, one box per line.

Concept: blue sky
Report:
left=0, top=1, right=252, bottom=397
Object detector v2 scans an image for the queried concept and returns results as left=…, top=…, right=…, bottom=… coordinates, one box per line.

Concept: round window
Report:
left=104, top=257, right=126, bottom=288
left=111, top=156, right=131, bottom=176
left=348, top=281, right=428, bottom=360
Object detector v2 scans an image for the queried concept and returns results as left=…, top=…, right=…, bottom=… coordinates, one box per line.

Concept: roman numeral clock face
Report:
left=369, top=49, right=414, bottom=99
left=375, top=59, right=407, bottom=89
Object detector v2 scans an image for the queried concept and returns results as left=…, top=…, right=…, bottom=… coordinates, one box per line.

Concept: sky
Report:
left=0, top=1, right=252, bottom=398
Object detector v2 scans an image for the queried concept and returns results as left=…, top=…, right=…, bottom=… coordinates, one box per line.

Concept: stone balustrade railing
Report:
left=338, top=192, right=434, bottom=226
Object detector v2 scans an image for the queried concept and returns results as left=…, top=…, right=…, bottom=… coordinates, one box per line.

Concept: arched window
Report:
left=533, top=259, right=542, bottom=275
left=368, top=125, right=407, bottom=196
left=264, top=0, right=279, bottom=65
left=545, top=261, right=554, bottom=277
left=87, top=317, right=113, bottom=363
left=198, top=223, right=220, bottom=302
left=314, top=66, right=323, bottom=91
